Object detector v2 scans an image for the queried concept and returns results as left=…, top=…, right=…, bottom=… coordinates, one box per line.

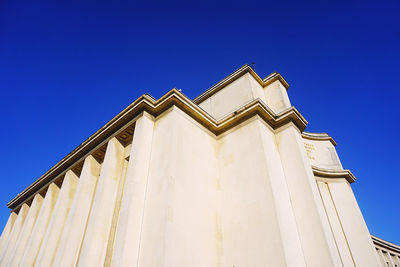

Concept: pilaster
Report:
left=77, top=137, right=126, bottom=267
left=0, top=212, right=17, bottom=256
left=0, top=204, right=28, bottom=260
left=13, top=182, right=59, bottom=266
left=34, top=170, right=79, bottom=266
left=53, top=155, right=101, bottom=267
left=1, top=193, right=44, bottom=266
left=111, top=112, right=155, bottom=266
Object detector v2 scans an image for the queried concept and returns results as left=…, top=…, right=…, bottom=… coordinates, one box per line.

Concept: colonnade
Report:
left=373, top=235, right=400, bottom=267
left=0, top=113, right=154, bottom=266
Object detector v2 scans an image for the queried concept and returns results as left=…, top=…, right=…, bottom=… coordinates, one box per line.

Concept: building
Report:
left=0, top=65, right=398, bottom=266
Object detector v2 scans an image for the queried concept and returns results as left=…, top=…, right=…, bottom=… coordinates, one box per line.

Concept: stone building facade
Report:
left=0, top=65, right=397, bottom=266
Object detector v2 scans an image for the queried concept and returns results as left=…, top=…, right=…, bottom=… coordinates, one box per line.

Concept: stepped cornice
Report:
left=8, top=88, right=307, bottom=211
left=194, top=64, right=289, bottom=104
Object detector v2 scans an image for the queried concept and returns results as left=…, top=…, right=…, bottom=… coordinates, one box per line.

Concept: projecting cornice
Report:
left=7, top=88, right=307, bottom=211
left=193, top=64, right=289, bottom=104
left=312, top=166, right=356, bottom=183
left=302, top=131, right=337, bottom=146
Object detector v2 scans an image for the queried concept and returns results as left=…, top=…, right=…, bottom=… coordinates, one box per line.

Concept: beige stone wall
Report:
left=199, top=72, right=267, bottom=120
left=0, top=66, right=389, bottom=266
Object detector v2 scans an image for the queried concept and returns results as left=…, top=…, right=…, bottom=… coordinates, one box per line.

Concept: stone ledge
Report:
left=312, top=166, right=356, bottom=183
left=302, top=131, right=337, bottom=146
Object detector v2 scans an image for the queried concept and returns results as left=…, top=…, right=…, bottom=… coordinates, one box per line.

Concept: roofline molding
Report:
left=371, top=235, right=400, bottom=254
left=7, top=88, right=307, bottom=211
left=193, top=64, right=289, bottom=104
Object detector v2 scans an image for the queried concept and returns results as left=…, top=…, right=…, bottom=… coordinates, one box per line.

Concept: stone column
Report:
left=1, top=193, right=44, bottom=266
left=0, top=204, right=28, bottom=259
left=0, top=212, right=17, bottom=255
left=53, top=155, right=100, bottom=267
left=104, top=157, right=129, bottom=266
left=394, top=254, right=400, bottom=266
left=33, top=170, right=79, bottom=266
left=328, top=181, right=381, bottom=266
left=77, top=137, right=125, bottom=267
left=377, top=248, right=386, bottom=266
left=111, top=112, right=155, bottom=267
left=387, top=252, right=396, bottom=267
left=257, top=120, right=306, bottom=266
left=11, top=182, right=59, bottom=266
left=275, top=123, right=341, bottom=267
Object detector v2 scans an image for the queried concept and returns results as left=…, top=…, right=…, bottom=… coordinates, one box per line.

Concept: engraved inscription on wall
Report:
left=304, top=143, right=315, bottom=160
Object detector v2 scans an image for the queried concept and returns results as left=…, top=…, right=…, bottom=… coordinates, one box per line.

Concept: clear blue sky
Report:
left=1, top=0, right=399, bottom=243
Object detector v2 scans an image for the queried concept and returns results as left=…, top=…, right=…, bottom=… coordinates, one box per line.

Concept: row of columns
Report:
left=0, top=112, right=155, bottom=266
left=376, top=247, right=400, bottom=267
